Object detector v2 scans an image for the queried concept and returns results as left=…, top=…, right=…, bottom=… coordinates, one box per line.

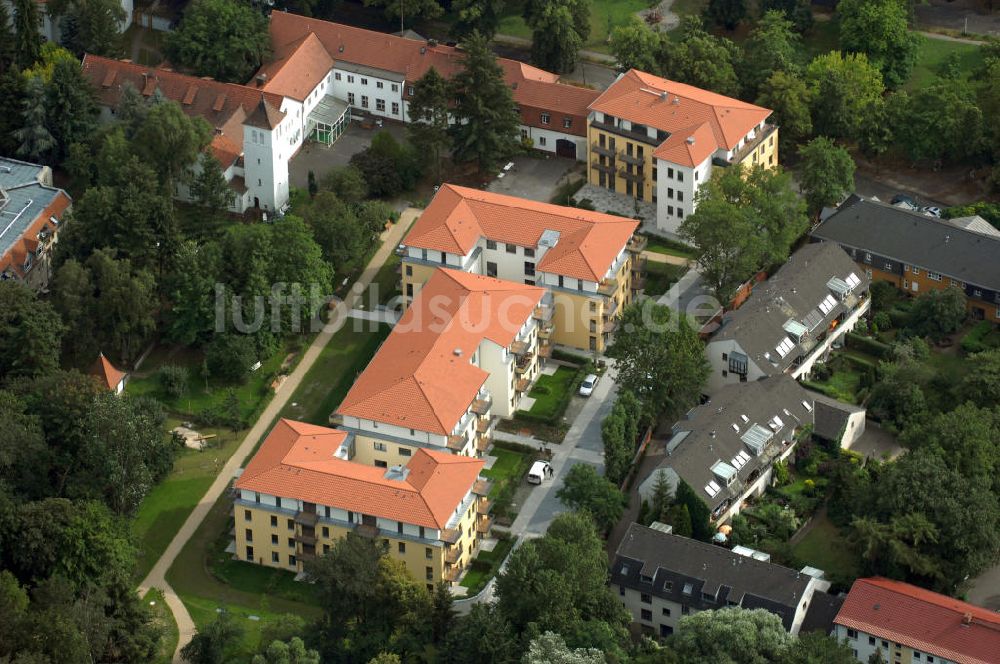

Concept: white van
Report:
left=527, top=461, right=552, bottom=485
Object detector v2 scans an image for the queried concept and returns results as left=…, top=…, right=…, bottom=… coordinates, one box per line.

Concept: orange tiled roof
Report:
left=590, top=69, right=772, bottom=166
left=835, top=578, right=1000, bottom=664
left=263, top=12, right=597, bottom=136
left=404, top=184, right=639, bottom=282
left=89, top=352, right=126, bottom=391
left=0, top=190, right=69, bottom=279
left=235, top=419, right=484, bottom=528
left=81, top=55, right=286, bottom=164
left=337, top=268, right=545, bottom=434
left=258, top=32, right=334, bottom=101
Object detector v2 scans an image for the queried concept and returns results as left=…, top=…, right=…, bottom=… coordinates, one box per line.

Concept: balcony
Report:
left=510, top=339, right=531, bottom=356
left=591, top=119, right=660, bottom=146
left=328, top=412, right=344, bottom=426
left=533, top=303, right=554, bottom=323
left=627, top=235, right=648, bottom=254
left=441, top=528, right=461, bottom=544
left=473, top=478, right=493, bottom=496
left=538, top=321, right=554, bottom=339
left=294, top=511, right=319, bottom=527
left=444, top=566, right=462, bottom=583
left=617, top=166, right=645, bottom=181
left=598, top=277, right=618, bottom=296
left=478, top=496, right=493, bottom=515
left=476, top=516, right=493, bottom=535
left=618, top=150, right=644, bottom=166
left=476, top=434, right=491, bottom=454
left=445, top=546, right=461, bottom=564
left=295, top=531, right=317, bottom=546
left=538, top=343, right=552, bottom=358
left=476, top=418, right=491, bottom=434
left=354, top=523, right=379, bottom=538
left=590, top=143, right=615, bottom=158
left=515, top=356, right=533, bottom=374
left=447, top=434, right=467, bottom=452
left=590, top=160, right=615, bottom=174
left=604, top=297, right=619, bottom=319
left=604, top=318, right=619, bottom=333
left=471, top=395, right=492, bottom=415
left=722, top=123, right=777, bottom=168
left=515, top=378, right=530, bottom=393
left=297, top=546, right=316, bottom=560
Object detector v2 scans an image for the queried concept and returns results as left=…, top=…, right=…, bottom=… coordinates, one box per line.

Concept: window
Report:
left=678, top=208, right=684, bottom=219
left=288, top=519, right=294, bottom=530
left=563, top=117, right=572, bottom=128
left=928, top=271, right=942, bottom=281
left=270, top=515, right=278, bottom=527
left=335, top=72, right=341, bottom=80
left=376, top=81, right=383, bottom=89
left=375, top=460, right=388, bottom=468
left=426, top=566, right=433, bottom=581
left=506, top=243, right=516, bottom=254
left=271, top=551, right=280, bottom=562
left=912, top=267, right=920, bottom=275
left=289, top=555, right=297, bottom=566
left=348, top=92, right=355, bottom=105
left=288, top=537, right=295, bottom=548
left=405, top=265, right=413, bottom=277
left=407, top=86, right=415, bottom=96
left=662, top=607, right=671, bottom=616
left=589, top=336, right=597, bottom=351
left=869, top=637, right=876, bottom=646
left=524, top=261, right=535, bottom=276
left=667, top=167, right=674, bottom=178
left=419, top=526, right=426, bottom=538
left=681, top=605, right=690, bottom=615
left=361, top=96, right=369, bottom=108
left=347, top=75, right=354, bottom=83
left=361, top=78, right=368, bottom=85
left=406, top=283, right=413, bottom=297
left=245, top=528, right=253, bottom=542
left=486, top=239, right=497, bottom=250
left=399, top=447, right=411, bottom=456
left=486, top=261, right=498, bottom=278
left=425, top=547, right=433, bottom=559
left=392, top=83, right=398, bottom=92
left=640, top=609, right=653, bottom=621
left=246, top=546, right=254, bottom=561
left=244, top=509, right=252, bottom=522
left=321, top=526, right=329, bottom=538
left=271, top=534, right=279, bottom=545
left=864, top=252, right=872, bottom=263
left=668, top=187, right=674, bottom=199
left=376, top=99, right=385, bottom=112
left=975, top=289, right=983, bottom=297
left=668, top=205, right=674, bottom=215
left=682, top=583, right=693, bottom=595
left=677, top=171, right=684, bottom=182
left=659, top=625, right=673, bottom=637
left=398, top=542, right=406, bottom=553
left=525, top=247, right=535, bottom=257
left=541, top=113, right=550, bottom=125
left=847, top=629, right=858, bottom=640
left=538, top=136, right=547, bottom=146
left=374, top=441, right=387, bottom=451
left=391, top=102, right=399, bottom=115
left=677, top=191, right=684, bottom=202
left=640, top=593, right=652, bottom=604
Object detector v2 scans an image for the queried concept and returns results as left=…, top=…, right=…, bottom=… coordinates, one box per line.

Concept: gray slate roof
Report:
left=652, top=376, right=813, bottom=510
left=799, top=590, right=844, bottom=635
left=813, top=195, right=1000, bottom=290
left=0, top=158, right=61, bottom=260
left=810, top=392, right=863, bottom=441
left=613, top=523, right=813, bottom=630
left=712, top=242, right=868, bottom=376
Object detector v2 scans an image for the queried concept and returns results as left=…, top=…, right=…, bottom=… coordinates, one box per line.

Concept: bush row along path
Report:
left=137, top=211, right=418, bottom=663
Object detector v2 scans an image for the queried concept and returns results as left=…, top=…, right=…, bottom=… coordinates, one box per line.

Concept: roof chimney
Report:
left=420, top=46, right=427, bottom=55
left=660, top=91, right=668, bottom=101
left=686, top=136, right=695, bottom=145
left=962, top=612, right=973, bottom=626
left=256, top=73, right=268, bottom=87
left=427, top=38, right=438, bottom=48
left=453, top=348, right=462, bottom=357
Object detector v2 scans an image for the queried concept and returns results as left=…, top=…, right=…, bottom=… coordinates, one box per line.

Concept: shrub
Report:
left=845, top=332, right=891, bottom=358
left=870, top=280, right=901, bottom=311
left=205, top=334, right=257, bottom=383
left=812, top=363, right=832, bottom=381
left=158, top=364, right=189, bottom=400
left=872, top=311, right=892, bottom=331
left=961, top=320, right=994, bottom=354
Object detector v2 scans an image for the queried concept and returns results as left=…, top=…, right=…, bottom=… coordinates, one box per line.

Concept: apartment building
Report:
left=612, top=523, right=830, bottom=639
left=331, top=268, right=546, bottom=464
left=637, top=376, right=828, bottom=525
left=814, top=195, right=1000, bottom=322
left=234, top=419, right=491, bottom=587
left=835, top=577, right=1000, bottom=664
left=586, top=69, right=777, bottom=238
left=81, top=56, right=297, bottom=214
left=399, top=185, right=642, bottom=354
left=705, top=242, right=870, bottom=395
left=0, top=157, right=71, bottom=290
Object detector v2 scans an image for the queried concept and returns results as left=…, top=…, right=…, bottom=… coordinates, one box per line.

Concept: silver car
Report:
left=579, top=374, right=598, bottom=397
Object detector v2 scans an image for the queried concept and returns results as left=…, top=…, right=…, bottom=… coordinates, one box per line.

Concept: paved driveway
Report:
left=486, top=155, right=581, bottom=203
left=657, top=268, right=722, bottom=325
left=289, top=122, right=408, bottom=190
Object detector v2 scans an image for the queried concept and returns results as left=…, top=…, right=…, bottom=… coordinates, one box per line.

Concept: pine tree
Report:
left=407, top=67, right=451, bottom=184
left=190, top=152, right=232, bottom=212
left=448, top=31, right=521, bottom=174
left=46, top=58, right=98, bottom=161
left=15, top=76, right=55, bottom=162
left=0, top=67, right=27, bottom=155
left=529, top=3, right=583, bottom=74
left=0, top=1, right=16, bottom=73
left=12, top=0, right=42, bottom=68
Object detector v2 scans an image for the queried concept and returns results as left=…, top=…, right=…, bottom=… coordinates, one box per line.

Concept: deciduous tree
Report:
left=797, top=136, right=855, bottom=216
left=907, top=285, right=967, bottom=340
left=609, top=18, right=662, bottom=73
left=961, top=349, right=1000, bottom=408
left=134, top=100, right=213, bottom=184
left=739, top=10, right=801, bottom=100
left=524, top=632, right=604, bottom=664
left=556, top=464, right=626, bottom=531
left=530, top=2, right=584, bottom=74
left=661, top=17, right=740, bottom=97
left=838, top=0, right=917, bottom=89
left=451, top=0, right=504, bottom=40
left=758, top=0, right=813, bottom=32
left=439, top=603, right=519, bottom=664
left=0, top=281, right=65, bottom=379
left=705, top=0, right=748, bottom=30
left=166, top=0, right=270, bottom=82
left=756, top=71, right=812, bottom=154
left=673, top=608, right=790, bottom=663
left=363, top=0, right=442, bottom=24
left=889, top=78, right=983, bottom=165
left=55, top=0, right=126, bottom=58
left=805, top=51, right=885, bottom=143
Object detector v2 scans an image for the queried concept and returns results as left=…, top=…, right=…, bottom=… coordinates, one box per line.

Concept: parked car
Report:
left=922, top=206, right=943, bottom=218
left=579, top=374, right=598, bottom=397
left=527, top=461, right=553, bottom=485
left=890, top=194, right=918, bottom=210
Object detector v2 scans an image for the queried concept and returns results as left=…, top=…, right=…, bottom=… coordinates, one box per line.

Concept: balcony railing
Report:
left=444, top=566, right=462, bottom=582
left=445, top=546, right=461, bottom=564
left=515, top=378, right=530, bottom=393
left=617, top=166, right=645, bottom=181
left=441, top=528, right=461, bottom=544
left=476, top=435, right=490, bottom=454
left=515, top=356, right=532, bottom=374
left=591, top=119, right=660, bottom=146
left=478, top=497, right=493, bottom=515
left=538, top=343, right=552, bottom=358
left=476, top=418, right=491, bottom=434
left=590, top=161, right=615, bottom=173
left=604, top=297, right=619, bottom=319
left=590, top=143, right=615, bottom=157
left=618, top=150, right=644, bottom=166
left=538, top=321, right=554, bottom=339
left=472, top=478, right=493, bottom=496
left=447, top=434, right=467, bottom=452
left=354, top=523, right=378, bottom=538
left=471, top=395, right=492, bottom=415
left=627, top=235, right=648, bottom=253
left=328, top=412, right=344, bottom=426
left=476, top=516, right=493, bottom=535
left=604, top=318, right=619, bottom=333
left=533, top=303, right=554, bottom=323
left=598, top=278, right=618, bottom=296
left=510, top=339, right=531, bottom=356
left=294, top=531, right=317, bottom=546
left=294, top=511, right=320, bottom=527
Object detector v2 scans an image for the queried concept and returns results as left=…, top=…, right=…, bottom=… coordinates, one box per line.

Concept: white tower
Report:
left=243, top=97, right=290, bottom=212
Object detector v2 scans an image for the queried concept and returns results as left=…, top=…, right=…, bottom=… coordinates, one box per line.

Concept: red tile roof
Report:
left=258, top=32, right=334, bottom=101
left=236, top=419, right=484, bottom=528
left=337, top=268, right=545, bottom=435
left=404, top=184, right=639, bottom=282
left=81, top=55, right=286, bottom=167
left=836, top=578, right=1000, bottom=664
left=89, top=352, right=126, bottom=391
left=263, top=12, right=598, bottom=136
left=590, top=69, right=772, bottom=166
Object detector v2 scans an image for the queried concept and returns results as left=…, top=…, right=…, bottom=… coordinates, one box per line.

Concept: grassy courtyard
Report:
left=496, top=0, right=654, bottom=53
left=525, top=366, right=580, bottom=421
left=143, top=588, right=179, bottom=664
left=483, top=444, right=535, bottom=524
left=792, top=514, right=862, bottom=587
left=460, top=533, right=516, bottom=595
left=908, top=34, right=985, bottom=90
left=643, top=261, right=688, bottom=298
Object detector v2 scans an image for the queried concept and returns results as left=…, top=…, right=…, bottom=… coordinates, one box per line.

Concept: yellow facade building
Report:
left=399, top=184, right=642, bottom=354
left=234, top=419, right=491, bottom=588
left=587, top=69, right=778, bottom=239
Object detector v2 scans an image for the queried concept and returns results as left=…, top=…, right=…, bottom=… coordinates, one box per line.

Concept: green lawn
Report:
left=367, top=252, right=401, bottom=306
left=526, top=366, right=579, bottom=420
left=907, top=35, right=985, bottom=90
left=497, top=0, right=654, bottom=53
left=482, top=445, right=534, bottom=524
left=644, top=237, right=697, bottom=260
left=143, top=588, right=179, bottom=664
left=275, top=323, right=391, bottom=426
left=644, top=261, right=687, bottom=297
left=208, top=528, right=322, bottom=607
left=460, top=534, right=515, bottom=595
left=127, top=340, right=295, bottom=424
left=792, top=514, right=861, bottom=586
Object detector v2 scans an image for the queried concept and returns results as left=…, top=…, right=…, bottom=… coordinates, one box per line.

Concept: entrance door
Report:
left=556, top=139, right=576, bottom=159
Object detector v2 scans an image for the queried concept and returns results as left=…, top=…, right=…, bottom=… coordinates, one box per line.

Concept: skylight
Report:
left=845, top=272, right=861, bottom=288
left=802, top=400, right=813, bottom=412
left=818, top=294, right=837, bottom=315
left=775, top=337, right=795, bottom=358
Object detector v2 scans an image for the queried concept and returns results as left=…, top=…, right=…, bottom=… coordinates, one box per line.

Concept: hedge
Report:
left=551, top=348, right=589, bottom=365
left=845, top=332, right=891, bottom=359
left=961, top=321, right=995, bottom=354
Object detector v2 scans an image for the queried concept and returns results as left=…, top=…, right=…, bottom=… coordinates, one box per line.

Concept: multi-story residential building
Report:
left=234, top=418, right=491, bottom=588
left=612, top=523, right=831, bottom=639
left=586, top=69, right=777, bottom=238
left=399, top=185, right=642, bottom=354
left=0, top=157, right=71, bottom=290
left=705, top=242, right=870, bottom=395
left=814, top=195, right=1000, bottom=323
left=635, top=376, right=863, bottom=525
left=331, top=268, right=546, bottom=464
left=834, top=577, right=1000, bottom=664
left=260, top=11, right=600, bottom=159
left=81, top=56, right=297, bottom=214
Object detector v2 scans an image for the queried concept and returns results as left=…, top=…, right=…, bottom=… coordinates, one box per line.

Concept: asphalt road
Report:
left=853, top=172, right=948, bottom=209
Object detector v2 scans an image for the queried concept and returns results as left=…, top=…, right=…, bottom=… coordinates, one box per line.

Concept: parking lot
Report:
left=288, top=121, right=408, bottom=190
left=486, top=154, right=582, bottom=203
